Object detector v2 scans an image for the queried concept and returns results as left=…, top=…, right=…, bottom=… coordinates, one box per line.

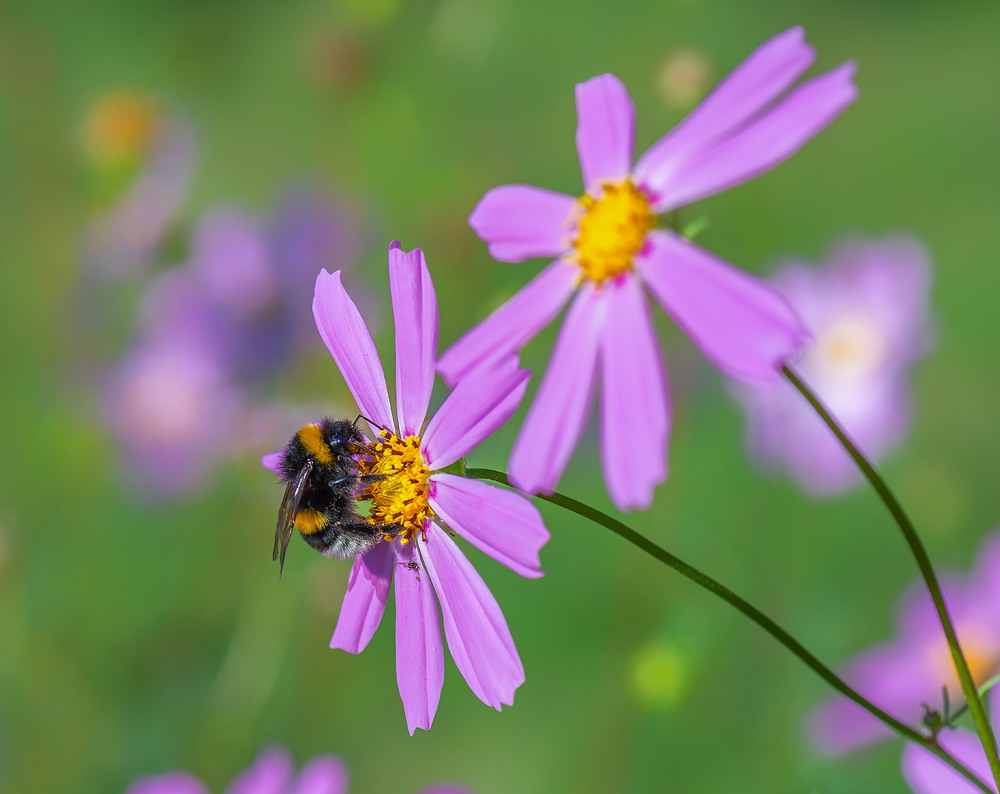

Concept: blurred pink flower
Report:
left=126, top=747, right=471, bottom=794
left=264, top=242, right=549, bottom=734
left=810, top=529, right=1000, bottom=755
left=735, top=237, right=933, bottom=495
left=901, top=693, right=999, bottom=794
left=439, top=27, right=856, bottom=510
left=104, top=338, right=241, bottom=497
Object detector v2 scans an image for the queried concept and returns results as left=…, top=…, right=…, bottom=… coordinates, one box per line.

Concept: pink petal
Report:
left=639, top=232, right=807, bottom=384
left=420, top=523, right=524, bottom=709
left=394, top=540, right=444, bottom=735
left=508, top=284, right=606, bottom=494
left=261, top=451, right=283, bottom=474
left=653, top=62, right=858, bottom=212
left=599, top=275, right=670, bottom=510
left=634, top=27, right=814, bottom=197
left=428, top=473, right=550, bottom=579
left=313, top=269, right=394, bottom=433
left=423, top=356, right=530, bottom=470
left=438, top=259, right=578, bottom=386
left=389, top=241, right=438, bottom=436
left=468, top=185, right=576, bottom=263
left=575, top=73, right=635, bottom=192
left=902, top=730, right=994, bottom=794
left=807, top=643, right=929, bottom=755
left=289, top=757, right=349, bottom=794
left=126, top=774, right=210, bottom=794
left=330, top=541, right=395, bottom=654
left=225, top=748, right=293, bottom=794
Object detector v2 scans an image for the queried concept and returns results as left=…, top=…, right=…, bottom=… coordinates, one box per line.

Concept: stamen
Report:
left=356, top=430, right=432, bottom=542
left=573, top=179, right=654, bottom=284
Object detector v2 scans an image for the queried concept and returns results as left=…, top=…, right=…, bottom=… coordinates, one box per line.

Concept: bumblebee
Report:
left=273, top=418, right=400, bottom=575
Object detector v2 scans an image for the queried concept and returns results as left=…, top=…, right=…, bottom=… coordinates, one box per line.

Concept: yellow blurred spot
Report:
left=657, top=49, right=712, bottom=111
left=82, top=90, right=161, bottom=167
left=628, top=641, right=689, bottom=710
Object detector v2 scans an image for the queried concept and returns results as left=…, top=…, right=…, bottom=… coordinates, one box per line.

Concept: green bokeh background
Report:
left=2, top=0, right=1000, bottom=792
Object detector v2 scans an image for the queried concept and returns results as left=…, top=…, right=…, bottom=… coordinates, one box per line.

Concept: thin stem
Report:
left=783, top=364, right=1000, bottom=787
left=466, top=467, right=993, bottom=793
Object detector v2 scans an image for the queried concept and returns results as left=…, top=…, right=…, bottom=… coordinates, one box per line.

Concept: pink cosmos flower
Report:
left=126, top=747, right=471, bottom=794
left=810, top=529, right=1000, bottom=755
left=263, top=242, right=550, bottom=734
left=901, top=691, right=1000, bottom=794
left=735, top=237, right=933, bottom=495
left=438, top=27, right=857, bottom=510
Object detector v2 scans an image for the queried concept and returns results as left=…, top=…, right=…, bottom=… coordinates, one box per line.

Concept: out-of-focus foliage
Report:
left=2, top=1, right=999, bottom=792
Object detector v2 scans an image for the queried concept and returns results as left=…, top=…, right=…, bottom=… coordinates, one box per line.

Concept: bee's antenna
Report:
left=354, top=413, right=392, bottom=435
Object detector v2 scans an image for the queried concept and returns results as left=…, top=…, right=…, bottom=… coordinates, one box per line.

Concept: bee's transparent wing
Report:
left=274, top=459, right=313, bottom=576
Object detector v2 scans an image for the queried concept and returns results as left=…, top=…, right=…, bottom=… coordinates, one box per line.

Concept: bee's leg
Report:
left=329, top=473, right=386, bottom=488
left=378, top=522, right=404, bottom=538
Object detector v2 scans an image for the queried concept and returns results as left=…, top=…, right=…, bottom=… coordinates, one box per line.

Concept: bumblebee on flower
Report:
left=264, top=241, right=550, bottom=734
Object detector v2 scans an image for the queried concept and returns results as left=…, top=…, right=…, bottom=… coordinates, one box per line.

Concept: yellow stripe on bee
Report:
left=294, top=508, right=327, bottom=535
left=297, top=424, right=333, bottom=465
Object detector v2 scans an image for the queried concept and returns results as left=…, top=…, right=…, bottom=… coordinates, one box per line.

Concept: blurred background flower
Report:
left=99, top=184, right=370, bottom=497
left=127, top=746, right=472, bottom=794
left=735, top=236, right=933, bottom=495
left=809, top=528, right=1000, bottom=755
left=900, top=691, right=999, bottom=794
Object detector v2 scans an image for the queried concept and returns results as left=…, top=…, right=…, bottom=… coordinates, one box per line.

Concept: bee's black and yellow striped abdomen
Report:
left=293, top=507, right=328, bottom=535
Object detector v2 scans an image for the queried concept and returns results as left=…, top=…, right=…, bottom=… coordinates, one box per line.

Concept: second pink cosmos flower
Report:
left=265, top=242, right=550, bottom=734
left=439, top=27, right=858, bottom=510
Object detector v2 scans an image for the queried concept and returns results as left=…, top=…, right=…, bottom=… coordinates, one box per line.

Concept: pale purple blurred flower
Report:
left=180, top=188, right=366, bottom=380
left=263, top=242, right=550, bottom=734
left=439, top=27, right=856, bottom=510
left=736, top=237, right=933, bottom=495
left=127, top=746, right=470, bottom=794
left=902, top=692, right=999, bottom=794
left=103, top=187, right=366, bottom=496
left=104, top=337, right=241, bottom=497
left=85, top=109, right=196, bottom=278
left=810, top=529, right=1000, bottom=755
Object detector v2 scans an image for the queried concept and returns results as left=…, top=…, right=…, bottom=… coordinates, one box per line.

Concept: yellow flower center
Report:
left=810, top=314, right=887, bottom=383
left=356, top=430, right=432, bottom=542
left=928, top=629, right=1000, bottom=698
left=573, top=180, right=654, bottom=284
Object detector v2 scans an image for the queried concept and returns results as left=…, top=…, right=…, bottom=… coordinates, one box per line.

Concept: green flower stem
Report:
left=783, top=364, right=1000, bottom=788
left=465, top=467, right=993, bottom=793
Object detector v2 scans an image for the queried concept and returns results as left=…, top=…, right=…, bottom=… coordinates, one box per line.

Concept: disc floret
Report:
left=357, top=429, right=432, bottom=541
left=573, top=179, right=654, bottom=284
